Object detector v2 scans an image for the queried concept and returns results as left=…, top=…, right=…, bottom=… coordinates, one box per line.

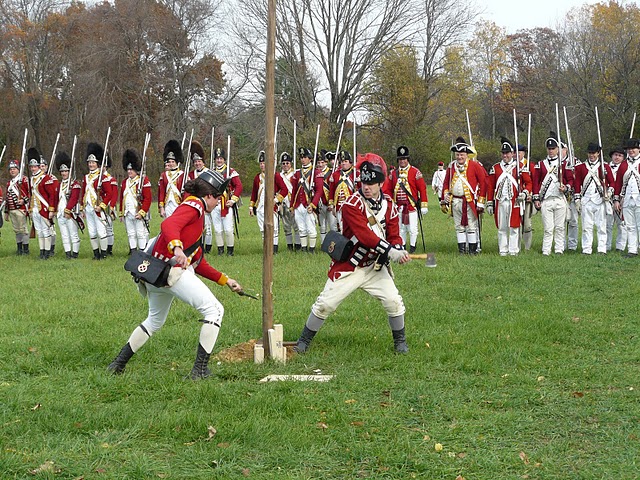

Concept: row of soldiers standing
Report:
left=438, top=133, right=637, bottom=256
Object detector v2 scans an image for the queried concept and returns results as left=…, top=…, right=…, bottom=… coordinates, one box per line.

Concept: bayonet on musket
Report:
left=331, top=120, right=345, bottom=174
left=48, top=133, right=60, bottom=175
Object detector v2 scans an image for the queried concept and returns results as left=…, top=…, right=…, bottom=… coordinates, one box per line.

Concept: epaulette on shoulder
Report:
left=183, top=197, right=204, bottom=216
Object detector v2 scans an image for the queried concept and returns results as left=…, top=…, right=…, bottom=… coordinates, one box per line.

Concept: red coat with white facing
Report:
left=81, top=171, right=115, bottom=210
left=487, top=161, right=532, bottom=228
left=388, top=164, right=428, bottom=212
left=291, top=165, right=323, bottom=209
left=61, top=179, right=82, bottom=214
left=30, top=172, right=59, bottom=218
left=6, top=176, right=30, bottom=212
left=441, top=159, right=488, bottom=218
left=152, top=196, right=228, bottom=285
left=327, top=191, right=402, bottom=281
left=573, top=162, right=614, bottom=197
left=119, top=175, right=152, bottom=216
left=249, top=171, right=288, bottom=212
left=212, top=166, right=242, bottom=217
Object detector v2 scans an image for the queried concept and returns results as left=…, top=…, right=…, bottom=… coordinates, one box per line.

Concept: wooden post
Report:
left=262, top=0, right=277, bottom=358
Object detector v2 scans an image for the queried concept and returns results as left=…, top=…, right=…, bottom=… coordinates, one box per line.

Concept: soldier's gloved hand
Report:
left=575, top=199, right=582, bottom=214
left=486, top=201, right=494, bottom=215
left=440, top=201, right=449, bottom=214
left=517, top=192, right=527, bottom=202
left=421, top=207, right=428, bottom=215
left=607, top=186, right=614, bottom=199
left=248, top=207, right=254, bottom=217
left=388, top=247, right=409, bottom=264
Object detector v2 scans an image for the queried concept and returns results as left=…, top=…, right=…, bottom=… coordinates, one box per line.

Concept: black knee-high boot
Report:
left=293, top=326, right=318, bottom=354
left=107, top=343, right=135, bottom=374
left=189, top=343, right=212, bottom=380
left=392, top=328, right=409, bottom=354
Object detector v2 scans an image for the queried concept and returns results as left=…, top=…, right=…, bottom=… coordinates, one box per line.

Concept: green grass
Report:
left=0, top=204, right=638, bottom=479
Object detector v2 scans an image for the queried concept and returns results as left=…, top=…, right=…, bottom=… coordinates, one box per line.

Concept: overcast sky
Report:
left=479, top=0, right=611, bottom=32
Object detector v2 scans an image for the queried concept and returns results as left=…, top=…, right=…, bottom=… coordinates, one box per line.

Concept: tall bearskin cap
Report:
left=27, top=147, right=41, bottom=167
left=55, top=152, right=71, bottom=172
left=164, top=140, right=183, bottom=164
left=123, top=149, right=141, bottom=171
left=191, top=141, right=205, bottom=161
left=86, top=143, right=104, bottom=163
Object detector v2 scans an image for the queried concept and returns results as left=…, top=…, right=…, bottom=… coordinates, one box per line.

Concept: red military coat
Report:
left=613, top=159, right=640, bottom=200
left=291, top=164, right=322, bottom=209
left=158, top=169, right=185, bottom=210
left=6, top=176, right=30, bottom=212
left=573, top=161, right=614, bottom=198
left=532, top=158, right=574, bottom=201
left=119, top=175, right=152, bottom=216
left=311, top=166, right=332, bottom=209
left=81, top=170, right=115, bottom=210
left=249, top=171, right=288, bottom=212
left=328, top=167, right=356, bottom=211
left=441, top=159, right=487, bottom=218
left=30, top=171, right=59, bottom=218
left=212, top=165, right=242, bottom=217
left=153, top=196, right=228, bottom=285
left=327, top=192, right=403, bottom=281
left=59, top=178, right=82, bottom=214
left=487, top=161, right=533, bottom=228
left=388, top=164, right=428, bottom=212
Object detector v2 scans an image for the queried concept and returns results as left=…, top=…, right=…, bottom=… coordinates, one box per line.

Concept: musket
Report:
left=526, top=113, right=532, bottom=172
left=181, top=131, right=187, bottom=151
left=293, top=120, right=297, bottom=171
left=0, top=145, right=6, bottom=169
left=274, top=116, right=279, bottom=172
left=352, top=117, right=357, bottom=184
left=595, top=106, right=607, bottom=198
left=226, top=135, right=231, bottom=178
left=225, top=133, right=240, bottom=237
left=465, top=109, right=474, bottom=148
left=67, top=135, right=78, bottom=197
left=96, top=127, right=111, bottom=226
left=631, top=112, right=636, bottom=138
left=47, top=133, right=60, bottom=175
left=563, top=106, right=575, bottom=169
left=513, top=109, right=521, bottom=191
left=139, top=132, right=151, bottom=232
left=181, top=129, right=194, bottom=195
left=555, top=104, right=563, bottom=183
left=10, top=129, right=29, bottom=204
left=209, top=126, right=215, bottom=170
left=331, top=120, right=345, bottom=174
left=310, top=124, right=321, bottom=193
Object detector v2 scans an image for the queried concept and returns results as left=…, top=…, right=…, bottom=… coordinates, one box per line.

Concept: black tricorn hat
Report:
left=500, top=136, right=514, bottom=153
left=587, top=142, right=601, bottom=154
left=320, top=148, right=328, bottom=160
left=397, top=145, right=410, bottom=159
left=191, top=141, right=205, bottom=161
left=546, top=131, right=561, bottom=149
left=27, top=147, right=41, bottom=166
left=450, top=137, right=473, bottom=154
left=86, top=143, right=104, bottom=163
left=280, top=152, right=292, bottom=163
left=624, top=138, right=640, bottom=149
left=609, top=146, right=625, bottom=157
left=122, top=149, right=141, bottom=171
left=164, top=140, right=183, bottom=163
left=55, top=152, right=71, bottom=172
left=325, top=151, right=336, bottom=161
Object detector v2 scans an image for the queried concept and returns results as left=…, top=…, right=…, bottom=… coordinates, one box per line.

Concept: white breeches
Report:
left=295, top=205, right=317, bottom=247
left=581, top=201, right=607, bottom=254
left=164, top=201, right=179, bottom=218
left=452, top=198, right=478, bottom=244
left=211, top=205, right=235, bottom=246
left=606, top=210, right=627, bottom=251
left=317, top=203, right=337, bottom=239
left=257, top=207, right=279, bottom=244
left=399, top=209, right=418, bottom=247
left=57, top=214, right=80, bottom=253
left=540, top=196, right=568, bottom=255
left=85, top=207, right=108, bottom=250
left=622, top=202, right=640, bottom=254
left=496, top=201, right=519, bottom=255
left=311, top=264, right=405, bottom=320
left=124, top=212, right=149, bottom=250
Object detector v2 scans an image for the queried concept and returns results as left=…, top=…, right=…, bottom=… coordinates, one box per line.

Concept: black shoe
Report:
left=72, top=252, right=79, bottom=259
left=39, top=249, right=46, bottom=260
left=217, top=246, right=225, bottom=256
left=309, top=247, right=315, bottom=254
left=293, top=326, right=317, bottom=354
left=287, top=244, right=294, bottom=251
left=22, top=244, right=30, bottom=255
left=468, top=243, right=479, bottom=255
left=108, top=343, right=134, bottom=375
left=409, top=245, right=416, bottom=254
left=93, top=249, right=102, bottom=260
left=189, top=343, right=212, bottom=380
left=16, top=243, right=23, bottom=256
left=392, top=328, right=409, bottom=354
left=65, top=251, right=72, bottom=259
left=623, top=252, right=638, bottom=258
left=106, top=245, right=113, bottom=256
left=273, top=245, right=278, bottom=254
left=204, top=244, right=212, bottom=254
left=458, top=243, right=467, bottom=255
left=226, top=246, right=234, bottom=256
left=295, top=244, right=302, bottom=252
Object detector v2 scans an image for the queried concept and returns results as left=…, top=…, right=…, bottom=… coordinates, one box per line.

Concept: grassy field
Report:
left=0, top=204, right=638, bottom=479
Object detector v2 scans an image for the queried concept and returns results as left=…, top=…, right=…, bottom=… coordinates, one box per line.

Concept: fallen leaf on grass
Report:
left=448, top=452, right=456, bottom=458
left=157, top=474, right=168, bottom=479
left=457, top=452, right=466, bottom=458
left=572, top=316, right=580, bottom=323
left=425, top=342, right=431, bottom=348
left=350, top=421, right=364, bottom=427
left=95, top=468, right=106, bottom=473
left=456, top=476, right=466, bottom=480
left=28, top=347, right=38, bottom=353
left=31, top=403, right=41, bottom=411
left=206, top=426, right=217, bottom=441
left=217, top=442, right=230, bottom=448
left=434, top=443, right=443, bottom=452
left=317, top=422, right=328, bottom=430
left=571, top=391, right=584, bottom=398
left=379, top=402, right=391, bottom=408
left=242, top=468, right=250, bottom=477
left=519, top=451, right=529, bottom=464
left=537, top=376, right=545, bottom=382
left=345, top=399, right=357, bottom=404
left=29, top=461, right=60, bottom=475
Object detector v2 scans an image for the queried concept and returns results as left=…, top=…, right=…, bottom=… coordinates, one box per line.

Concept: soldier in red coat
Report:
left=388, top=146, right=428, bottom=253
left=187, top=141, right=214, bottom=252
left=573, top=142, right=615, bottom=255
left=294, top=155, right=411, bottom=355
left=278, top=152, right=300, bottom=250
left=211, top=147, right=242, bottom=256
left=5, top=159, right=31, bottom=255
left=532, top=132, right=574, bottom=255
left=328, top=150, right=356, bottom=232
left=28, top=148, right=59, bottom=259
left=606, top=146, right=627, bottom=252
left=119, top=149, right=152, bottom=253
left=487, top=137, right=533, bottom=256
left=81, top=142, right=115, bottom=260
left=311, top=151, right=337, bottom=243
left=440, top=137, right=487, bottom=254
left=108, top=171, right=245, bottom=380
left=291, top=147, right=322, bottom=252
left=158, top=140, right=185, bottom=219
left=613, top=138, right=640, bottom=256
left=55, top=152, right=82, bottom=258
left=248, top=151, right=288, bottom=253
